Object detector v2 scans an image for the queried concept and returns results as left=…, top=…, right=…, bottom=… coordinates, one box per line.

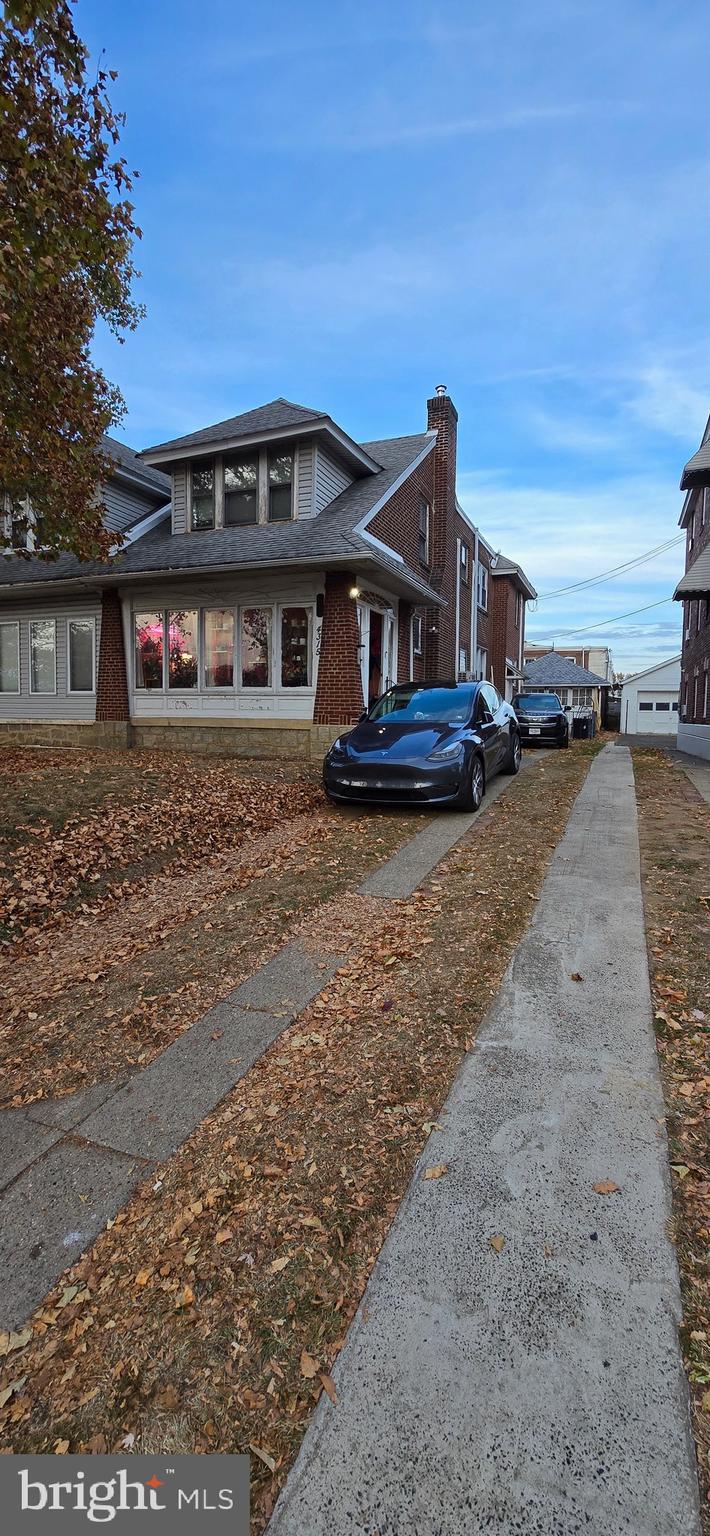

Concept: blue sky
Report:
left=80, top=0, right=710, bottom=673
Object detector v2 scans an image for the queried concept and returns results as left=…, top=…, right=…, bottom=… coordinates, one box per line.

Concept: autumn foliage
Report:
left=0, top=0, right=143, bottom=560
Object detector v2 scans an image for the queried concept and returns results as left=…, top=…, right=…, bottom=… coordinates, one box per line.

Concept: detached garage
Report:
left=621, top=655, right=681, bottom=735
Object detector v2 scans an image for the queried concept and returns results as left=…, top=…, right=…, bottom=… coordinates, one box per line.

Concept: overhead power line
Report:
left=536, top=534, right=685, bottom=601
left=531, top=596, right=676, bottom=640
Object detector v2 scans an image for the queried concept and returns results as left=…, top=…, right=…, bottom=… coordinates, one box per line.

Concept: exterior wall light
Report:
left=349, top=585, right=361, bottom=599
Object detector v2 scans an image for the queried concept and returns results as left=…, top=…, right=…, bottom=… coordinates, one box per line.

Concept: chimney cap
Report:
left=435, top=383, right=447, bottom=397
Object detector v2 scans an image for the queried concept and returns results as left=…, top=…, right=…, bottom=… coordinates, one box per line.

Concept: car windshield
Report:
left=369, top=684, right=476, bottom=725
left=513, top=693, right=561, bottom=713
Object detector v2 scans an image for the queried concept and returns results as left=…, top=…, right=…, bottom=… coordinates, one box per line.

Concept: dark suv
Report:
left=512, top=692, right=569, bottom=748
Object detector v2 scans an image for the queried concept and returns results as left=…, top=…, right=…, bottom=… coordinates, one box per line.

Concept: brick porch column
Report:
left=397, top=599, right=412, bottom=682
left=96, top=587, right=130, bottom=721
left=313, top=572, right=364, bottom=724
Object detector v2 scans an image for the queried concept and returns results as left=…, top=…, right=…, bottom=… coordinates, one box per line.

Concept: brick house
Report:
left=0, top=389, right=534, bottom=756
left=674, top=419, right=710, bottom=760
left=489, top=556, right=538, bottom=700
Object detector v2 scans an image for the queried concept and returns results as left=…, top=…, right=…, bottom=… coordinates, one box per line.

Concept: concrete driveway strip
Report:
left=359, top=760, right=526, bottom=900
left=269, top=745, right=702, bottom=1536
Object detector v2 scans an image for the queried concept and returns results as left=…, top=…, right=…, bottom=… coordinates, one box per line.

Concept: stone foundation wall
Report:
left=0, top=718, right=344, bottom=762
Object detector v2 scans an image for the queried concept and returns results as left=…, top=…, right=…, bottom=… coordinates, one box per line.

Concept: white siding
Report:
left=172, top=466, right=188, bottom=534
left=314, top=445, right=352, bottom=514
left=102, top=481, right=162, bottom=535
left=297, top=441, right=315, bottom=518
left=0, top=595, right=102, bottom=721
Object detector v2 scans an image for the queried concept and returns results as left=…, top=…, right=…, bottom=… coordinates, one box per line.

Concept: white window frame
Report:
left=475, top=645, right=488, bottom=680
left=135, top=602, right=316, bottom=697
left=411, top=613, right=423, bottom=657
left=202, top=607, right=236, bottom=691
left=476, top=563, right=488, bottom=612
left=279, top=603, right=313, bottom=691
left=0, top=619, right=20, bottom=694
left=29, top=617, right=57, bottom=695
left=460, top=543, right=470, bottom=584
left=67, top=617, right=96, bottom=695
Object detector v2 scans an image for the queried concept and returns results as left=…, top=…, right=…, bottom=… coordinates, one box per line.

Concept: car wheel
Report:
left=503, top=730, right=521, bottom=775
left=561, top=731, right=570, bottom=749
left=461, top=754, right=485, bottom=811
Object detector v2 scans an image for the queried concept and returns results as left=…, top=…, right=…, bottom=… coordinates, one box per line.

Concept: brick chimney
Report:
left=426, top=385, right=459, bottom=674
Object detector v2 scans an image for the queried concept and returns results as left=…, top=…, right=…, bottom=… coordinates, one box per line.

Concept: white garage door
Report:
left=636, top=690, right=677, bottom=733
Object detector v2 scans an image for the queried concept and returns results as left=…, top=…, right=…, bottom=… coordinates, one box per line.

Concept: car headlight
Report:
left=327, top=735, right=348, bottom=759
left=427, top=740, right=464, bottom=762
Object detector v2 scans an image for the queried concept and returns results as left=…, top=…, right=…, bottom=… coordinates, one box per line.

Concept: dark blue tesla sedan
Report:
left=323, top=680, right=521, bottom=809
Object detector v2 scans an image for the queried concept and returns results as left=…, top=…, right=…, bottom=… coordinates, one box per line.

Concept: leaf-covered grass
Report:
left=0, top=742, right=601, bottom=1529
left=0, top=747, right=427, bottom=1103
left=633, top=747, right=709, bottom=1531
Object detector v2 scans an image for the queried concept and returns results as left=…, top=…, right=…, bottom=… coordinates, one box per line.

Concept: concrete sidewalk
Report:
left=269, top=745, right=701, bottom=1536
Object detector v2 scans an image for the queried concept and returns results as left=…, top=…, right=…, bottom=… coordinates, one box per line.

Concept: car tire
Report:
left=460, top=753, right=485, bottom=811
left=561, top=732, right=570, bottom=749
left=503, top=730, right=522, bottom=775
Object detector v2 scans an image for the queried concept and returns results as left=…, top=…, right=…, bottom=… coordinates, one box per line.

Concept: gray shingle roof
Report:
left=102, top=435, right=170, bottom=497
left=142, top=399, right=328, bottom=457
left=523, top=652, right=608, bottom=687
left=0, top=432, right=441, bottom=606
left=680, top=414, right=710, bottom=488
left=674, top=541, right=710, bottom=596
left=490, top=553, right=537, bottom=600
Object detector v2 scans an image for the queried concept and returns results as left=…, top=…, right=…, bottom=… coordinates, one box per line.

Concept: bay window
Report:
left=0, top=622, right=19, bottom=693
left=241, top=607, right=271, bottom=688
left=224, top=455, right=258, bottom=526
left=204, top=609, right=234, bottom=688
left=30, top=618, right=56, bottom=694
left=191, top=461, right=215, bottom=530
left=133, top=602, right=315, bottom=695
left=281, top=606, right=311, bottom=687
left=135, top=611, right=164, bottom=689
left=168, top=610, right=198, bottom=689
left=268, top=453, right=293, bottom=522
left=68, top=618, right=95, bottom=692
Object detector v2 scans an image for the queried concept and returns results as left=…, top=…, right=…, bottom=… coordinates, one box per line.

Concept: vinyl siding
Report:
left=102, top=480, right=163, bottom=535
left=297, top=441, right=315, bottom=518
left=172, top=465, right=188, bottom=534
left=0, top=594, right=102, bottom=720
left=314, top=445, right=352, bottom=514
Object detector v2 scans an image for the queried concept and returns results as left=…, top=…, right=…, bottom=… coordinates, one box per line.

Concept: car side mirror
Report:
left=358, top=710, right=368, bottom=721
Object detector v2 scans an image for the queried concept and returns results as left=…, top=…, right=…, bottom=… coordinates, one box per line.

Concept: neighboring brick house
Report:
left=490, top=556, right=538, bottom=700
left=674, top=419, right=710, bottom=760
left=0, top=389, right=534, bottom=755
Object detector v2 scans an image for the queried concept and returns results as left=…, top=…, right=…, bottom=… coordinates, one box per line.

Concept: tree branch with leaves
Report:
left=0, top=0, right=144, bottom=560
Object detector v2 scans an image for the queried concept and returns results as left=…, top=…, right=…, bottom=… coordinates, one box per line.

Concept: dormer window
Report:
left=268, top=452, right=293, bottom=522
left=191, top=460, right=214, bottom=530
left=225, top=454, right=258, bottom=525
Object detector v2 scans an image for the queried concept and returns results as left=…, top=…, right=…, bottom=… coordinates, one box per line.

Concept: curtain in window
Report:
left=30, top=619, right=56, bottom=693
left=69, top=619, right=94, bottom=692
left=204, top=609, right=234, bottom=687
left=0, top=623, right=19, bottom=692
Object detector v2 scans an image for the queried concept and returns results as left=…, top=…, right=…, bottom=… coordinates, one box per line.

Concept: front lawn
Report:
left=0, top=748, right=428, bottom=1104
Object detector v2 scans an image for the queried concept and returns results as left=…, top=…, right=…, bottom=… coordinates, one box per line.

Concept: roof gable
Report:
left=141, top=398, right=382, bottom=476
